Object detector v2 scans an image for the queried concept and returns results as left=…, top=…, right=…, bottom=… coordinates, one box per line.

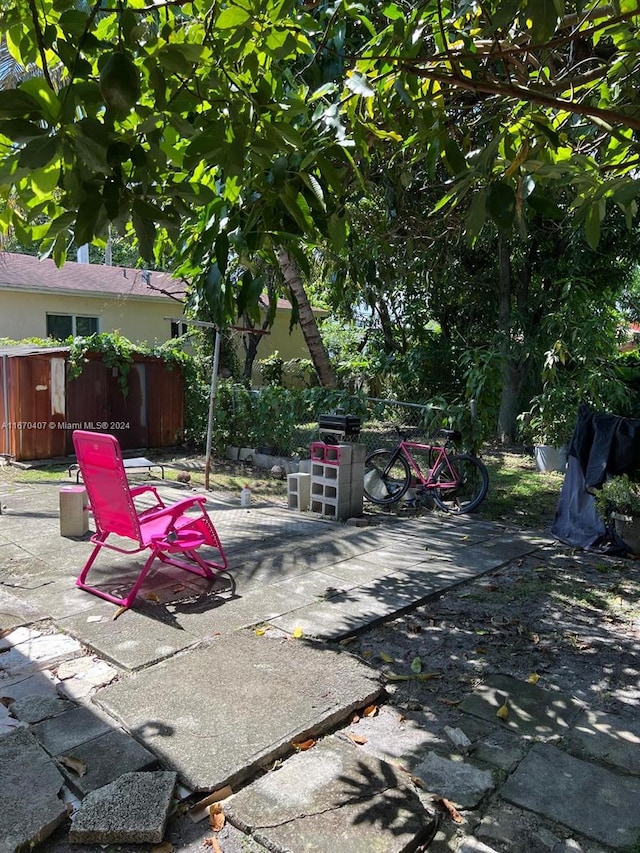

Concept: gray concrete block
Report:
left=0, top=727, right=67, bottom=853
left=501, top=742, right=640, bottom=848
left=227, top=735, right=437, bottom=853
left=68, top=770, right=177, bottom=844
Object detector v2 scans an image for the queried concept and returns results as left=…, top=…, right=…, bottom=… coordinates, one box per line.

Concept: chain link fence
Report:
left=216, top=385, right=475, bottom=460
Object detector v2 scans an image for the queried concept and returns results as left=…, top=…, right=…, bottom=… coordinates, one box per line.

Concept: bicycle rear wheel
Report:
left=364, top=449, right=411, bottom=505
left=431, top=453, right=489, bottom=513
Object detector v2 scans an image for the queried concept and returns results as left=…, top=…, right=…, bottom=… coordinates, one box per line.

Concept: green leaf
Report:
left=74, top=195, right=102, bottom=246
left=18, top=136, right=59, bottom=169
left=132, top=200, right=157, bottom=262
left=584, top=203, right=601, bottom=249
left=410, top=656, right=422, bottom=674
left=486, top=182, right=516, bottom=232
left=525, top=0, right=561, bottom=43
left=0, top=89, right=43, bottom=119
left=444, top=138, right=467, bottom=175
left=465, top=189, right=486, bottom=242
left=216, top=6, right=251, bottom=28
left=20, top=78, right=61, bottom=123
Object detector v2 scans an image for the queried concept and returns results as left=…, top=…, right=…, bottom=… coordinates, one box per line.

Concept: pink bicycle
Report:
left=363, top=428, right=489, bottom=514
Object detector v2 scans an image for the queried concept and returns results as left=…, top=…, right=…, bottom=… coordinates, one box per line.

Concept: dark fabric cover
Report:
left=551, top=404, right=640, bottom=549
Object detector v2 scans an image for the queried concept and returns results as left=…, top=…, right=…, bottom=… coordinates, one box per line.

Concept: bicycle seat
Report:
left=437, top=429, right=462, bottom=442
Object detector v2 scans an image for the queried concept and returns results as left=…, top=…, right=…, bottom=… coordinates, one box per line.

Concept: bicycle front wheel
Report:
left=431, top=453, right=489, bottom=514
left=364, top=449, right=411, bottom=505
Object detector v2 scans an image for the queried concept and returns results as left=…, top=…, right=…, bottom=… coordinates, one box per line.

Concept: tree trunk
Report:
left=275, top=246, right=336, bottom=388
left=496, top=236, right=517, bottom=443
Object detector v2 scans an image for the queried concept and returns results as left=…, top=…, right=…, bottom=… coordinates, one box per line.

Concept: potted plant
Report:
left=594, top=474, right=640, bottom=553
left=520, top=387, right=575, bottom=473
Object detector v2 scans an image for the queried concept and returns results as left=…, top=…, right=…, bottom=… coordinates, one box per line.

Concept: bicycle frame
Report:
left=398, top=440, right=461, bottom=491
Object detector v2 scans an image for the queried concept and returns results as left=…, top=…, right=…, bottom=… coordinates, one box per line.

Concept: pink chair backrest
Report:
left=72, top=430, right=142, bottom=542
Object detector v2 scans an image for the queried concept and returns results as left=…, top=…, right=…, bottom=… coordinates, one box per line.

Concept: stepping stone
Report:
left=565, top=708, right=640, bottom=775
left=0, top=728, right=67, bottom=853
left=412, top=752, right=495, bottom=809
left=501, top=742, right=640, bottom=848
left=68, top=770, right=177, bottom=844
left=95, top=633, right=382, bottom=791
left=9, top=694, right=73, bottom=724
left=459, top=673, right=584, bottom=737
left=227, top=735, right=436, bottom=853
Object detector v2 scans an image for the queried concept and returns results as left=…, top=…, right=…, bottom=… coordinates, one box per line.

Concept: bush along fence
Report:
left=206, top=382, right=481, bottom=460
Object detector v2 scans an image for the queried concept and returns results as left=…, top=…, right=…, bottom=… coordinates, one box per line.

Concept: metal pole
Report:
left=204, top=328, right=221, bottom=490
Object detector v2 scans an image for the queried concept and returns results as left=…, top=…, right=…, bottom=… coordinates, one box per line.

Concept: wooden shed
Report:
left=0, top=345, right=184, bottom=461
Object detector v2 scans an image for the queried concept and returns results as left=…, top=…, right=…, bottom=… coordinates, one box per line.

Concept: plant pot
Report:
left=612, top=512, right=640, bottom=554
left=534, top=444, right=567, bottom=473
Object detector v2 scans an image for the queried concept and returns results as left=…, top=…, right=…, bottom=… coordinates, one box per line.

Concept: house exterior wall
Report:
left=0, top=289, right=177, bottom=344
left=239, top=309, right=314, bottom=385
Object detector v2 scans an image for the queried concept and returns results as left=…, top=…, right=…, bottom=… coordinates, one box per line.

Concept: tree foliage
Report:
left=0, top=1, right=638, bottom=304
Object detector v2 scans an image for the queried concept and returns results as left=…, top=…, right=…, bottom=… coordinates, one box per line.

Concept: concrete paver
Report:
left=0, top=728, right=67, bottom=853
left=68, top=771, right=177, bottom=843
left=459, top=673, right=585, bottom=737
left=94, top=633, right=382, bottom=791
left=227, top=735, right=437, bottom=853
left=565, top=708, right=640, bottom=775
left=413, top=752, right=495, bottom=809
left=500, top=742, right=640, bottom=848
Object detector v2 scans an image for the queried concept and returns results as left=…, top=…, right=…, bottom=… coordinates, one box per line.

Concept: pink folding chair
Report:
left=72, top=430, right=228, bottom=608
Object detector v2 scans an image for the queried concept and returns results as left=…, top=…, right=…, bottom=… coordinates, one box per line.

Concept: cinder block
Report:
left=287, top=473, right=311, bottom=512
left=59, top=486, right=89, bottom=537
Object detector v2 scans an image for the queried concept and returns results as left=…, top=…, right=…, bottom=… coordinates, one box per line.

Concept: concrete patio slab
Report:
left=30, top=704, right=113, bottom=755
left=59, top=605, right=201, bottom=670
left=459, top=673, right=584, bottom=737
left=500, top=742, right=640, bottom=848
left=0, top=727, right=67, bottom=853
left=226, top=735, right=437, bottom=853
left=94, top=633, right=382, bottom=791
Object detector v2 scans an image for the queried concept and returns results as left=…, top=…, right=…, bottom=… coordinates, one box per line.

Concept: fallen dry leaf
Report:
left=203, top=838, right=223, bottom=852
left=363, top=704, right=378, bottom=717
left=58, top=755, right=88, bottom=777
left=209, top=803, right=225, bottom=832
left=378, top=651, right=395, bottom=663
left=0, top=697, right=13, bottom=708
left=386, top=673, right=412, bottom=682
left=254, top=627, right=266, bottom=636
left=291, top=626, right=304, bottom=639
left=527, top=672, right=540, bottom=684
left=188, top=786, right=233, bottom=823
left=291, top=738, right=316, bottom=751
left=338, top=635, right=356, bottom=645
left=434, top=795, right=463, bottom=823
left=151, top=843, right=174, bottom=853
left=171, top=584, right=186, bottom=594
left=113, top=605, right=128, bottom=620
left=346, top=733, right=368, bottom=745
left=496, top=697, right=509, bottom=721
left=144, top=592, right=161, bottom=603
left=437, top=697, right=463, bottom=707
left=350, top=712, right=360, bottom=724
left=416, top=672, right=439, bottom=682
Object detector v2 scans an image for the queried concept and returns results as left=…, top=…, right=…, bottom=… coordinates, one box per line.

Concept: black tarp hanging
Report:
left=551, top=404, right=640, bottom=550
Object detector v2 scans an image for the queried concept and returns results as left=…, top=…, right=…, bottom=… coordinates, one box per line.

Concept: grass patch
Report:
left=480, top=447, right=563, bottom=530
